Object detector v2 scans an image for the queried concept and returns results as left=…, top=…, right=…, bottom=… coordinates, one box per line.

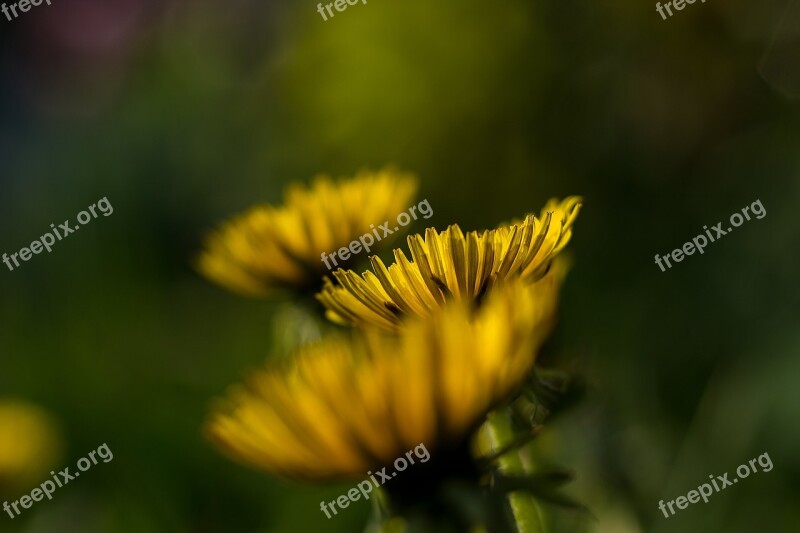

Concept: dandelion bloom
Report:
left=205, top=277, right=560, bottom=480
left=197, top=169, right=417, bottom=297
left=0, top=400, right=61, bottom=490
left=317, top=196, right=581, bottom=331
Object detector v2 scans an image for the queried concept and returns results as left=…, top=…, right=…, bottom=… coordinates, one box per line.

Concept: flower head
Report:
left=0, top=400, right=62, bottom=492
left=316, top=196, right=581, bottom=331
left=197, top=169, right=417, bottom=297
left=205, top=276, right=560, bottom=481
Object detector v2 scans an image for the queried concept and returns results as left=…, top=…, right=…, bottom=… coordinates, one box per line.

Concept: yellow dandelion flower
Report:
left=205, top=276, right=560, bottom=480
left=196, top=169, right=417, bottom=297
left=0, top=400, right=62, bottom=492
left=316, top=196, right=581, bottom=331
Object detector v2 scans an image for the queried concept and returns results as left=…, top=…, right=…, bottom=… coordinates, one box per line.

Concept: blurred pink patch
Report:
left=4, top=0, right=162, bottom=117
left=40, top=0, right=144, bottom=55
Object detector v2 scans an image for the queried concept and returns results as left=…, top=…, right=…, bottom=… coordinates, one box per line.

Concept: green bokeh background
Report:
left=1, top=0, right=799, bottom=531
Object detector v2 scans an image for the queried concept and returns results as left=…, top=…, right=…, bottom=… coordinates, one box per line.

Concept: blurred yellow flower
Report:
left=0, top=400, right=62, bottom=491
left=205, top=276, right=560, bottom=480
left=317, top=196, right=581, bottom=331
left=197, top=168, right=417, bottom=297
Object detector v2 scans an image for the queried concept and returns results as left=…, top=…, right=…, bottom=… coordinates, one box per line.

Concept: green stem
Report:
left=483, top=409, right=549, bottom=533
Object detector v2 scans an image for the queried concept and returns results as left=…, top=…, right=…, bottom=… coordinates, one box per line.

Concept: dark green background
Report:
left=1, top=0, right=798, bottom=531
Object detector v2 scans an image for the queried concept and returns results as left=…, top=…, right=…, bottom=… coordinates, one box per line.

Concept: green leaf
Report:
left=493, top=473, right=589, bottom=514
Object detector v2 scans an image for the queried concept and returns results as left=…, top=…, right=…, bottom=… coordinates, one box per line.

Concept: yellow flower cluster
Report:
left=199, top=169, right=582, bottom=483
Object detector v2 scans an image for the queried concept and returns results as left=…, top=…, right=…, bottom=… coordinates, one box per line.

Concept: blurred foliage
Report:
left=1, top=0, right=799, bottom=531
